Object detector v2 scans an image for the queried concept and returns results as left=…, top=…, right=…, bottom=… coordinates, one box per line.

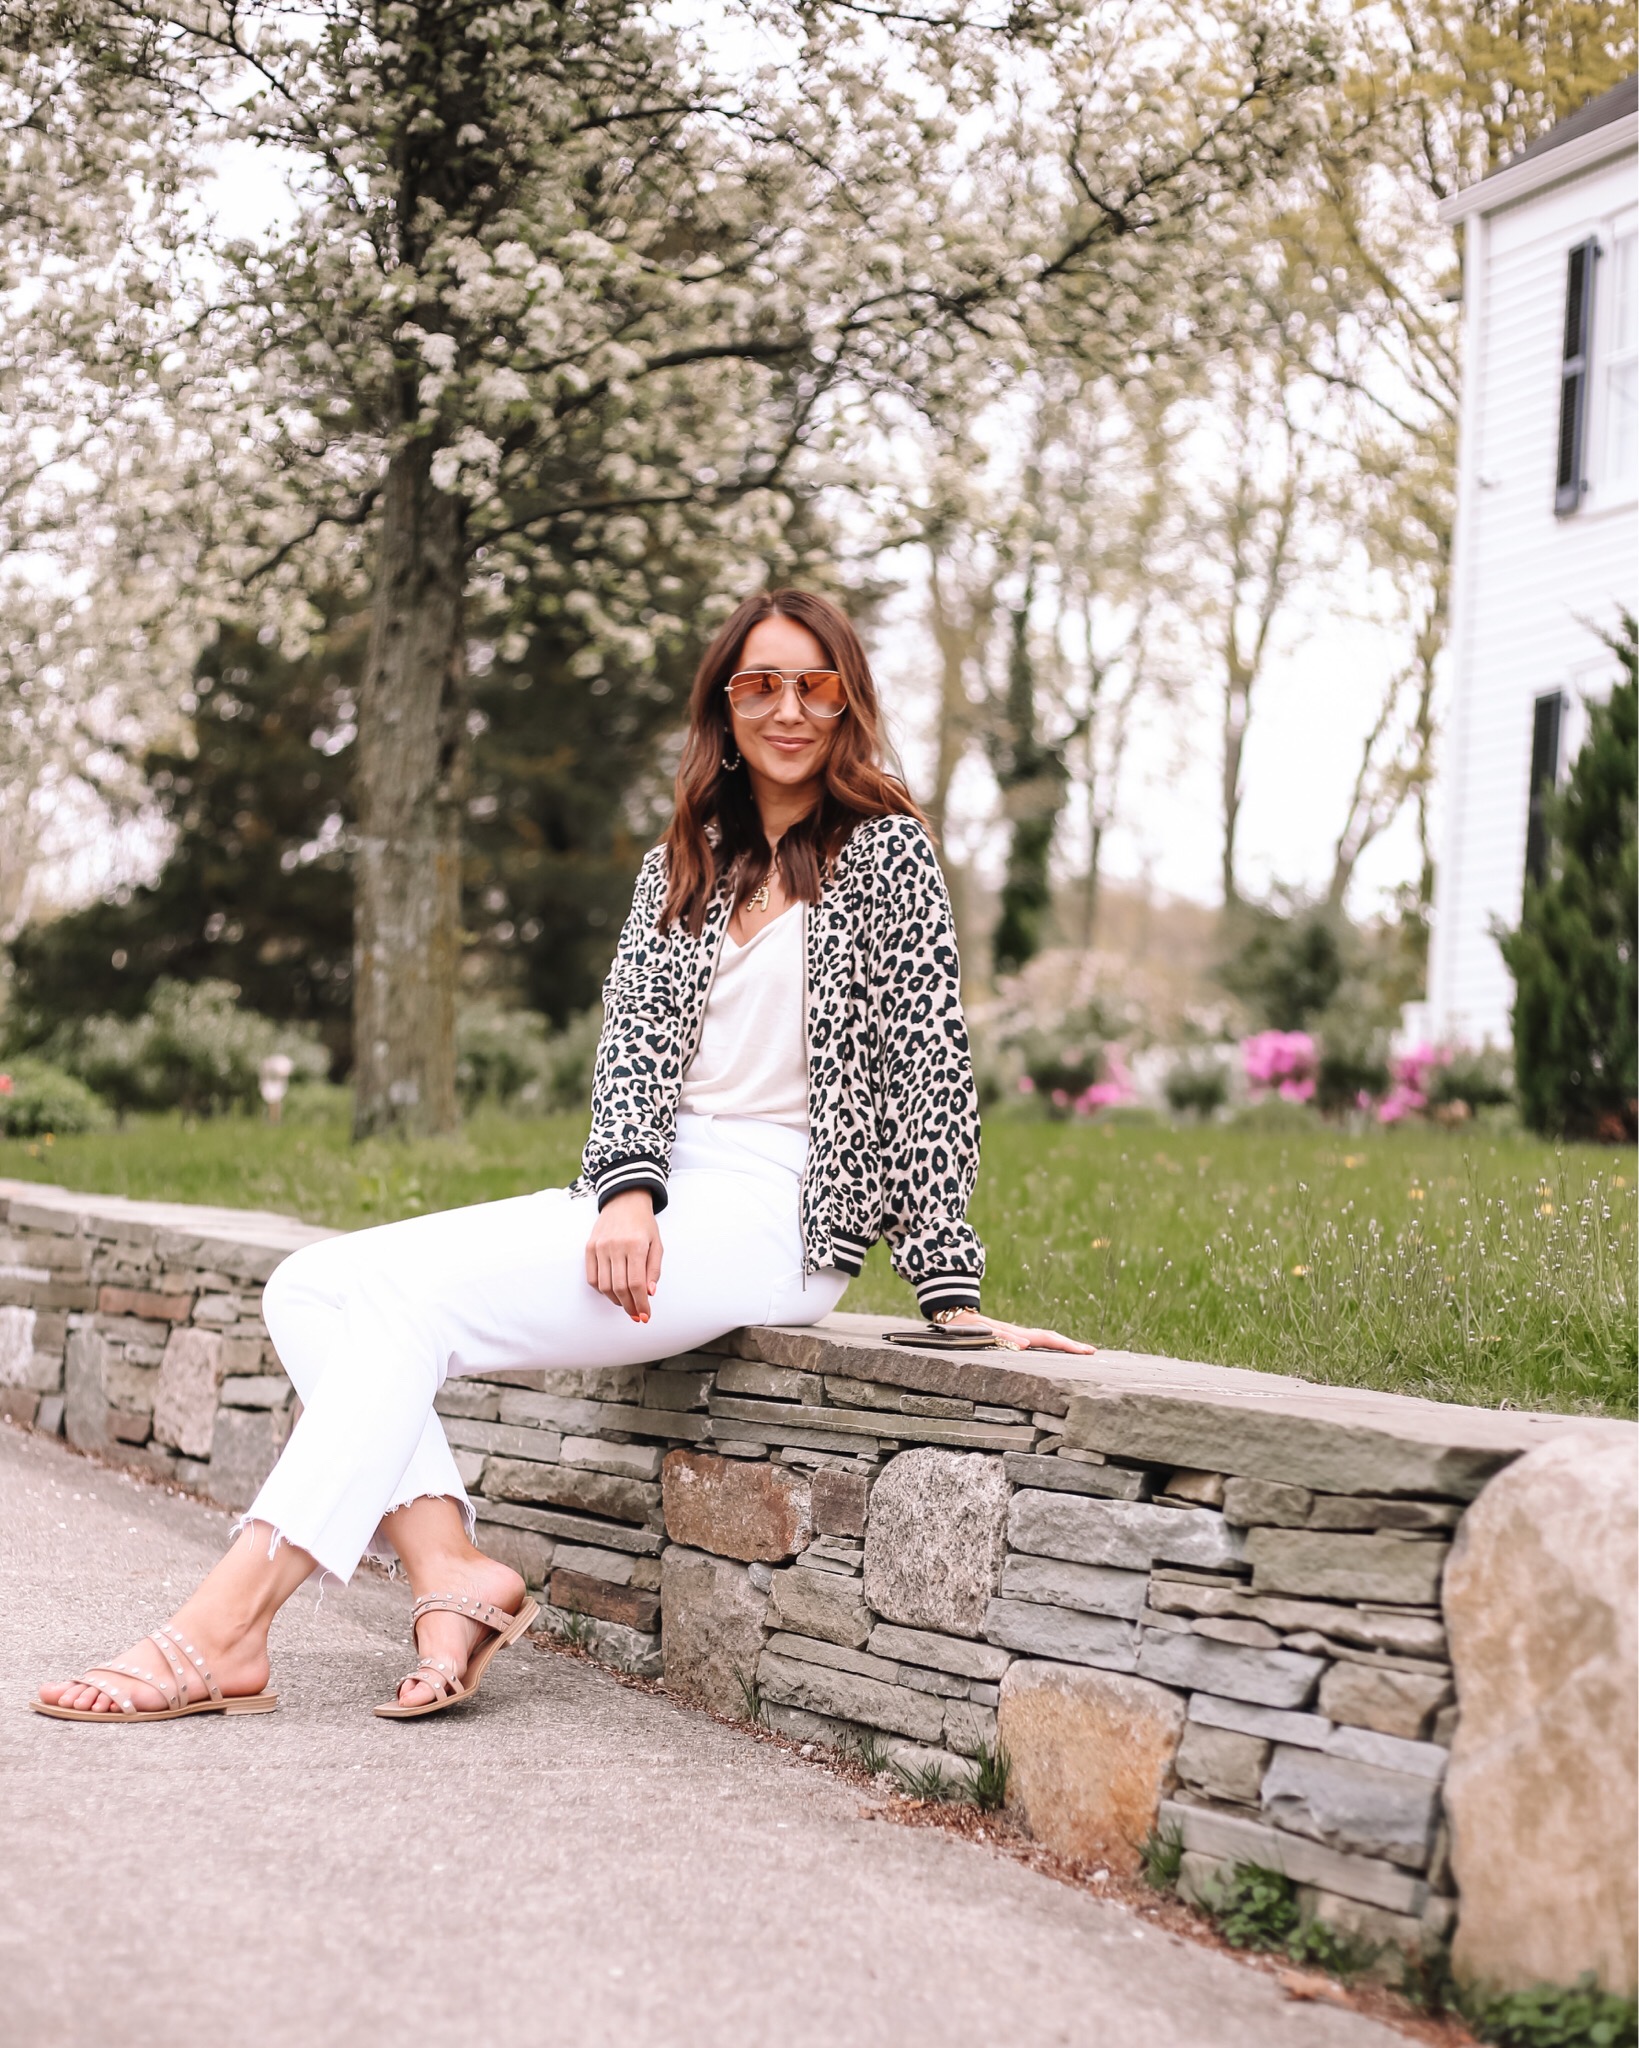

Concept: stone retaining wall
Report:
left=3, top=1177, right=1633, bottom=1996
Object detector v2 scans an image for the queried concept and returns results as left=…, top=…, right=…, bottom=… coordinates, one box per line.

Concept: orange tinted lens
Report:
left=796, top=670, right=846, bottom=715
left=727, top=671, right=783, bottom=710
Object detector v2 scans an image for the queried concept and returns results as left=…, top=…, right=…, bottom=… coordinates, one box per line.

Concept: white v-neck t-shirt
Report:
left=678, top=906, right=809, bottom=1130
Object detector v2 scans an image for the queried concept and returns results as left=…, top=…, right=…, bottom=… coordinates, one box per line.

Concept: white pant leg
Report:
left=247, top=1117, right=846, bottom=1582
left=254, top=1227, right=475, bottom=1573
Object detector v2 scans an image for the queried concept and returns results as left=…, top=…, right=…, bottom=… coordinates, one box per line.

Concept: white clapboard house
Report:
left=1428, top=75, right=1638, bottom=1048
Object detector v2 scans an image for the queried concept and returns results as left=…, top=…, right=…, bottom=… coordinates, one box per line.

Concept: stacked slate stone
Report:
left=998, top=1460, right=1459, bottom=1956
left=433, top=1361, right=675, bottom=1674
left=0, top=1184, right=323, bottom=1507
left=435, top=1345, right=1475, bottom=1960
left=432, top=1349, right=1042, bottom=1731
left=11, top=1181, right=1630, bottom=1982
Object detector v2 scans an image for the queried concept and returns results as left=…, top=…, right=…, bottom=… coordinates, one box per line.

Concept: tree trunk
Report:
left=352, top=439, right=467, bottom=1138
left=1220, top=664, right=1247, bottom=912
left=993, top=581, right=1066, bottom=976
left=1081, top=814, right=1104, bottom=948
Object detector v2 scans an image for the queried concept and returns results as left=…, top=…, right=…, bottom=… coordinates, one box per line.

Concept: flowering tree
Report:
left=35, top=0, right=1331, bottom=1133
left=0, top=20, right=194, bottom=935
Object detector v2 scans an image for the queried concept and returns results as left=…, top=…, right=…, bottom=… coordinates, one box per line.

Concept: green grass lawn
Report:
left=3, top=1106, right=1632, bottom=1417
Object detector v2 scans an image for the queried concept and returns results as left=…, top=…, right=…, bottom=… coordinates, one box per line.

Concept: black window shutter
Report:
left=1555, top=238, right=1600, bottom=515
left=1524, top=690, right=1565, bottom=887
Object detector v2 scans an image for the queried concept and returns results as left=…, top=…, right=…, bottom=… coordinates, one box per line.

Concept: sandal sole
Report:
left=31, top=1692, right=280, bottom=1723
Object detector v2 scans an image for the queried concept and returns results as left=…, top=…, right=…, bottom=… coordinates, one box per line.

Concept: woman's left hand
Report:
left=949, top=1310, right=1096, bottom=1355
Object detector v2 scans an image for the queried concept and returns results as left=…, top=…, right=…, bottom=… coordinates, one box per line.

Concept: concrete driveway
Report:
left=0, top=1424, right=1406, bottom=2048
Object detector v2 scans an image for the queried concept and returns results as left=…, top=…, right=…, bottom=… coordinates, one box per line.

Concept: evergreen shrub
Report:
left=1164, top=1057, right=1231, bottom=1118
left=1427, top=1045, right=1513, bottom=1115
left=1500, top=618, right=1638, bottom=1141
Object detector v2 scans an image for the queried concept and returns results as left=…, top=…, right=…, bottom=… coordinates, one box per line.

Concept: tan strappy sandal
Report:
left=33, top=1621, right=279, bottom=1723
left=374, top=1590, right=540, bottom=1720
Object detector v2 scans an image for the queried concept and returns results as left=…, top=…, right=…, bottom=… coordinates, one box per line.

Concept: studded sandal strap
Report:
left=146, top=1628, right=197, bottom=1705
left=108, top=1648, right=184, bottom=1710
left=410, top=1592, right=514, bottom=1636
left=72, top=1668, right=144, bottom=1714
left=157, top=1621, right=224, bottom=1702
left=76, top=1633, right=187, bottom=1712
left=399, top=1657, right=462, bottom=1701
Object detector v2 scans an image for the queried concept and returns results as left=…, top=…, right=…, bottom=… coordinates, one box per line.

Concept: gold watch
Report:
left=928, top=1305, right=1024, bottom=1349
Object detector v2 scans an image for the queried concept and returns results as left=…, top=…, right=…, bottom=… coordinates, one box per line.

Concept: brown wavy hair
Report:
left=659, top=589, right=926, bottom=934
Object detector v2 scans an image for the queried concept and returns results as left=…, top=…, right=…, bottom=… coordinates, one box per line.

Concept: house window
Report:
left=1555, top=239, right=1599, bottom=515
left=1524, top=689, right=1565, bottom=887
left=1600, top=227, right=1637, bottom=495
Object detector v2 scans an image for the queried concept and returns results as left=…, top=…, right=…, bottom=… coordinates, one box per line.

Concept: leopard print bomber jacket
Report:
left=575, top=811, right=985, bottom=1315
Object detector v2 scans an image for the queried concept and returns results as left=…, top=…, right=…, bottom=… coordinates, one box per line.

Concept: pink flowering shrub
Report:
left=1375, top=1042, right=1451, bottom=1125
left=1241, top=1030, right=1317, bottom=1103
left=1073, top=1046, right=1136, bottom=1114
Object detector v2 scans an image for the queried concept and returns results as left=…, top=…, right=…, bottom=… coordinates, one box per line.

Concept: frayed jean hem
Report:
left=228, top=1492, right=477, bottom=1591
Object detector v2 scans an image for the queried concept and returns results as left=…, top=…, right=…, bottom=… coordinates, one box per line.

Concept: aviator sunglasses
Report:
left=725, top=667, right=848, bottom=720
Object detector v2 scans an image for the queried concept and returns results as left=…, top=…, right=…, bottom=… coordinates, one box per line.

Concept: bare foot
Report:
left=397, top=1553, right=528, bottom=1708
left=38, top=1606, right=271, bottom=1716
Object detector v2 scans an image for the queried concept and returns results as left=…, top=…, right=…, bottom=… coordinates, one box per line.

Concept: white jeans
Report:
left=247, top=1115, right=848, bottom=1582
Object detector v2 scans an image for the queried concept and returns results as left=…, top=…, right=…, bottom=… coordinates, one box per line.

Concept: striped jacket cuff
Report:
left=594, top=1156, right=669, bottom=1214
left=829, top=1230, right=870, bottom=1276
left=915, top=1273, right=983, bottom=1317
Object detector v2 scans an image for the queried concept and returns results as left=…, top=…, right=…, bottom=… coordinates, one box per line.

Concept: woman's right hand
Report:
left=584, top=1189, right=664, bottom=1322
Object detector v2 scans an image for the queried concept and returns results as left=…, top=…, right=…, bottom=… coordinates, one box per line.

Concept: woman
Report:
left=37, top=589, right=1092, bottom=1724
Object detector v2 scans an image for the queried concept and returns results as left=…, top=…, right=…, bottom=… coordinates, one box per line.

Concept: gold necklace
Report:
left=747, top=878, right=771, bottom=913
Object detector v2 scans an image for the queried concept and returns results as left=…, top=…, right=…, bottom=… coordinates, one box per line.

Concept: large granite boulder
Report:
left=999, top=1661, right=1186, bottom=1873
left=1444, top=1430, right=1637, bottom=1994
left=863, top=1448, right=1008, bottom=1639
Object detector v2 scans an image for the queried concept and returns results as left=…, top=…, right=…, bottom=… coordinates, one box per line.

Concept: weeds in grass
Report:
left=1200, top=1866, right=1407, bottom=1992
left=958, top=1739, right=1011, bottom=1813
left=841, top=1729, right=892, bottom=1775
left=1138, top=1820, right=1184, bottom=1893
left=892, top=1758, right=957, bottom=1801
left=1397, top=1941, right=1458, bottom=2015
left=1210, top=1864, right=1302, bottom=1951
left=1286, top=1917, right=1383, bottom=1982
left=853, top=1125, right=1637, bottom=1415
left=733, top=1667, right=765, bottom=1726
left=1459, top=1974, right=1639, bottom=2048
